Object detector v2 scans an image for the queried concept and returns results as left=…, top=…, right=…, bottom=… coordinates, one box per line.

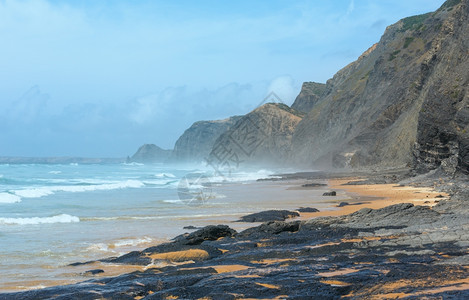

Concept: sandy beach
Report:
left=297, top=178, right=448, bottom=219
left=0, top=173, right=462, bottom=296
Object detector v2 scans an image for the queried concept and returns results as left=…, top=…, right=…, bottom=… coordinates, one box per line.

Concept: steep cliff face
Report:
left=131, top=144, right=171, bottom=163
left=291, top=0, right=469, bottom=173
left=291, top=82, right=326, bottom=113
left=207, top=103, right=303, bottom=169
left=171, top=116, right=242, bottom=162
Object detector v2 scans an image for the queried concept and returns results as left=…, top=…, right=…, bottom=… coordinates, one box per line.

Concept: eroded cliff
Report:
left=171, top=116, right=242, bottom=162
left=291, top=0, right=469, bottom=173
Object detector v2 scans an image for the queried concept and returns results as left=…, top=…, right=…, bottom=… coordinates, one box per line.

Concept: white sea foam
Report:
left=0, top=214, right=80, bottom=225
left=0, top=192, right=22, bottom=204
left=142, top=179, right=179, bottom=189
left=122, top=162, right=144, bottom=166
left=210, top=169, right=279, bottom=183
left=86, top=243, right=110, bottom=252
left=154, top=173, right=176, bottom=178
left=86, top=236, right=155, bottom=253
left=48, top=170, right=62, bottom=174
left=12, top=180, right=145, bottom=199
left=113, top=236, right=154, bottom=247
left=162, top=199, right=183, bottom=203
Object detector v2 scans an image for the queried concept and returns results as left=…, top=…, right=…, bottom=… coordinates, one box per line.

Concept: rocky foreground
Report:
left=2, top=171, right=469, bottom=299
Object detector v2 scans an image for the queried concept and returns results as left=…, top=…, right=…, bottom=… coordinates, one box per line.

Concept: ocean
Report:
left=0, top=162, right=326, bottom=291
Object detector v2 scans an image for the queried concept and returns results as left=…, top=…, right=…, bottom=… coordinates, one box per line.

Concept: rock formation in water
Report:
left=291, top=0, right=469, bottom=174
left=171, top=116, right=242, bottom=162
left=207, top=103, right=304, bottom=170
left=130, top=144, right=171, bottom=163
left=291, top=82, right=326, bottom=113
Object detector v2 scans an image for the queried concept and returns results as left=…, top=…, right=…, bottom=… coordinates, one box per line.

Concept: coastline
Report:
left=1, top=171, right=468, bottom=298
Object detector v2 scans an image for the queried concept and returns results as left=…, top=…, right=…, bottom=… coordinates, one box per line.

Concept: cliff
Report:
left=291, top=82, right=326, bottom=113
left=207, top=103, right=304, bottom=170
left=130, top=144, right=171, bottom=163
left=171, top=116, right=242, bottom=162
left=291, top=0, right=469, bottom=173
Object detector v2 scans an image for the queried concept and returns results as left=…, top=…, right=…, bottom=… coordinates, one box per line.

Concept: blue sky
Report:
left=0, top=0, right=446, bottom=157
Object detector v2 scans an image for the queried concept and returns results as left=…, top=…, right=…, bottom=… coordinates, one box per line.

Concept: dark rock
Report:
left=239, top=220, right=301, bottom=237
left=436, top=194, right=445, bottom=198
left=302, top=183, right=327, bottom=188
left=345, top=203, right=441, bottom=228
left=323, top=191, right=337, bottom=196
left=337, top=202, right=349, bottom=207
left=83, top=269, right=104, bottom=276
left=237, top=210, right=300, bottom=222
left=174, top=225, right=237, bottom=245
left=297, top=207, right=320, bottom=213
left=183, top=225, right=200, bottom=230
left=102, top=250, right=152, bottom=265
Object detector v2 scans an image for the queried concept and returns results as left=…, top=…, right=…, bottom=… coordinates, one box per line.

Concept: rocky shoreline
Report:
left=2, top=170, right=469, bottom=299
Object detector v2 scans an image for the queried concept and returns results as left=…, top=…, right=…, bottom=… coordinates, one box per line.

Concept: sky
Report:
left=0, top=0, right=446, bottom=157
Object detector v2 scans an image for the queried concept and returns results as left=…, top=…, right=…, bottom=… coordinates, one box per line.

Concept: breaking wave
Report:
left=0, top=192, right=22, bottom=204
left=0, top=214, right=80, bottom=225
left=11, top=180, right=145, bottom=200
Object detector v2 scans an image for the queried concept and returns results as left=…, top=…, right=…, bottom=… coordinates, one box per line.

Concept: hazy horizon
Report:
left=0, top=0, right=446, bottom=157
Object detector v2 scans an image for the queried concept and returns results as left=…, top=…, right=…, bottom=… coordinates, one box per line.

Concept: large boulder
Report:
left=237, top=210, right=300, bottom=223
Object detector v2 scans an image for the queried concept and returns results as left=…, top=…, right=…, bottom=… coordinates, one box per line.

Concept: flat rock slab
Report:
left=237, top=210, right=300, bottom=222
left=297, top=207, right=320, bottom=212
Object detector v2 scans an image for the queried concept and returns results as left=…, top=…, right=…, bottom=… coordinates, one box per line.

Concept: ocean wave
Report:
left=12, top=180, right=145, bottom=199
left=142, top=179, right=179, bottom=188
left=48, top=170, right=62, bottom=174
left=210, top=169, right=279, bottom=183
left=81, top=215, right=164, bottom=221
left=154, top=173, right=176, bottom=178
left=86, top=236, right=155, bottom=253
left=162, top=199, right=183, bottom=203
left=122, top=162, right=144, bottom=166
left=0, top=192, right=22, bottom=204
left=0, top=214, right=80, bottom=225
left=113, top=236, right=154, bottom=247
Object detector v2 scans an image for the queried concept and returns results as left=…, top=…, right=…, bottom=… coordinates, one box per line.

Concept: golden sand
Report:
left=146, top=249, right=209, bottom=262
left=233, top=274, right=261, bottom=278
left=317, top=268, right=359, bottom=277
left=251, top=258, right=293, bottom=265
left=298, top=178, right=448, bottom=219
left=320, top=279, right=351, bottom=287
left=348, top=277, right=469, bottom=299
left=255, top=282, right=280, bottom=289
left=179, top=264, right=251, bottom=274
left=211, top=264, right=251, bottom=274
left=306, top=241, right=341, bottom=249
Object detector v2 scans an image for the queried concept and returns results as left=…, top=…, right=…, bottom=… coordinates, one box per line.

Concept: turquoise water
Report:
left=1, top=162, right=306, bottom=290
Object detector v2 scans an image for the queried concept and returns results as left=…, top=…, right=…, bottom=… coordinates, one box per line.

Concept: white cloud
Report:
left=266, top=76, right=299, bottom=105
